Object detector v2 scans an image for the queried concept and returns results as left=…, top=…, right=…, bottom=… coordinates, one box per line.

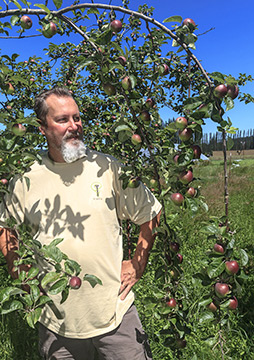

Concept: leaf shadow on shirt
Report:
left=25, top=194, right=90, bottom=241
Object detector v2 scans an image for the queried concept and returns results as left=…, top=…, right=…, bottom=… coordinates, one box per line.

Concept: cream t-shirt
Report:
left=0, top=149, right=162, bottom=338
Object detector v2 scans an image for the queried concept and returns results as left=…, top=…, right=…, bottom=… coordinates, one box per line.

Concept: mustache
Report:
left=63, top=131, right=82, bottom=140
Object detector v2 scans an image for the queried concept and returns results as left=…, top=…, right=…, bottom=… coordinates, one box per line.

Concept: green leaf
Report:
left=239, top=249, right=249, bottom=266
left=27, top=267, right=39, bottom=279
left=41, top=272, right=61, bottom=288
left=25, top=307, right=42, bottom=328
left=87, top=8, right=100, bottom=15
left=163, top=16, right=182, bottom=23
left=207, top=261, right=225, bottom=279
left=48, top=277, right=68, bottom=295
left=224, top=96, right=234, bottom=111
left=115, top=124, right=132, bottom=133
left=200, top=224, right=220, bottom=235
left=37, top=295, right=52, bottom=306
left=226, top=137, right=234, bottom=151
left=60, top=287, right=69, bottom=304
left=11, top=1, right=23, bottom=10
left=0, top=299, right=23, bottom=315
left=29, top=284, right=41, bottom=303
left=64, top=259, right=81, bottom=276
left=11, top=15, right=19, bottom=26
left=198, top=311, right=215, bottom=324
left=53, top=0, right=62, bottom=9
left=209, top=72, right=225, bottom=83
left=198, top=298, right=213, bottom=307
left=34, top=4, right=51, bottom=14
left=204, top=336, right=217, bottom=347
left=0, top=287, right=24, bottom=304
left=83, top=274, right=102, bottom=288
left=49, top=238, right=64, bottom=247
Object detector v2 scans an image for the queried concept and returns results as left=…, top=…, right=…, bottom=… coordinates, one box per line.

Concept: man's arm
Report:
left=0, top=227, right=20, bottom=278
left=119, top=210, right=161, bottom=300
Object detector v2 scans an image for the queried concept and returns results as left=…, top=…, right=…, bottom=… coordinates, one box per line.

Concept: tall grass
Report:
left=1, top=158, right=254, bottom=359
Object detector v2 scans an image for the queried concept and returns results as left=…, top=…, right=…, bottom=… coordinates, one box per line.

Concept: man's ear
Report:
left=37, top=120, right=46, bottom=135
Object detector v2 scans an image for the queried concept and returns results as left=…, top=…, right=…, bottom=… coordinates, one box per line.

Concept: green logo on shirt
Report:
left=91, top=182, right=102, bottom=197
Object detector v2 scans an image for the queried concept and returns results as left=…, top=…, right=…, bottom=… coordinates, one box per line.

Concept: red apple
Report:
left=69, top=276, right=82, bottom=289
left=12, top=124, right=26, bottom=136
left=173, top=154, right=180, bottom=164
left=213, top=243, right=225, bottom=254
left=121, top=76, right=132, bottom=91
left=183, top=18, right=196, bottom=27
left=170, top=193, right=184, bottom=206
left=229, top=296, right=238, bottom=310
left=214, top=84, right=228, bottom=98
left=42, top=22, right=57, bottom=38
left=177, top=254, right=183, bottom=263
left=179, top=128, right=192, bottom=142
left=179, top=170, right=193, bottom=184
left=207, top=301, right=217, bottom=312
left=131, top=134, right=142, bottom=146
left=175, top=116, right=188, bottom=130
left=103, top=83, right=116, bottom=96
left=225, top=260, right=239, bottom=275
left=227, top=84, right=239, bottom=99
left=0, top=179, right=8, bottom=185
left=186, top=187, right=196, bottom=197
left=6, top=83, right=15, bottom=95
left=166, top=298, right=177, bottom=308
left=110, top=19, right=122, bottom=33
left=20, top=15, right=32, bottom=29
left=192, top=145, right=202, bottom=159
left=215, top=283, right=230, bottom=298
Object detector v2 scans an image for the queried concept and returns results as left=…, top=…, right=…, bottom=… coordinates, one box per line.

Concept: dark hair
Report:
left=34, top=87, right=73, bottom=126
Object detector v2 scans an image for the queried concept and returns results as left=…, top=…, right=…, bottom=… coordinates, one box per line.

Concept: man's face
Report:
left=40, top=94, right=84, bottom=162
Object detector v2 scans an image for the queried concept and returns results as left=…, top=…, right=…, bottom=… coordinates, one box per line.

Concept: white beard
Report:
left=61, top=137, right=87, bottom=163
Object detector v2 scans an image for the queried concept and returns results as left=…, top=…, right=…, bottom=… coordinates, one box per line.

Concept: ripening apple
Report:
left=228, top=296, right=238, bottom=310
left=225, top=260, right=239, bottom=275
left=170, top=193, right=184, bottom=206
left=139, top=110, right=151, bottom=124
left=213, top=243, right=225, bottom=254
left=207, top=301, right=217, bottom=312
left=192, top=145, right=202, bottom=159
left=149, top=178, right=158, bottom=189
left=179, top=128, right=192, bottom=142
left=175, top=116, right=188, bottom=130
left=179, top=170, right=193, bottom=184
left=131, top=134, right=142, bottom=146
left=173, top=154, right=180, bottom=164
left=0, top=179, right=8, bottom=185
left=69, top=276, right=82, bottom=289
left=127, top=178, right=140, bottom=188
left=215, top=283, right=230, bottom=298
left=170, top=242, right=180, bottom=252
left=117, top=56, right=127, bottom=66
left=166, top=298, right=177, bottom=308
left=145, top=98, right=155, bottom=109
left=159, top=64, right=169, bottom=75
left=103, top=83, right=116, bottom=96
left=214, top=84, right=228, bottom=98
left=12, top=123, right=26, bottom=136
left=186, top=187, right=196, bottom=197
left=6, top=83, right=15, bottom=95
left=175, top=338, right=187, bottom=349
left=121, top=76, right=132, bottom=91
left=20, top=15, right=32, bottom=29
left=183, top=18, right=196, bottom=27
left=42, top=22, right=57, bottom=38
left=110, top=19, right=122, bottom=33
left=227, top=84, right=239, bottom=99
left=177, top=253, right=183, bottom=263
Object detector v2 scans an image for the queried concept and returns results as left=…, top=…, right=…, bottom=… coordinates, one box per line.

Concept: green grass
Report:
left=1, top=158, right=254, bottom=359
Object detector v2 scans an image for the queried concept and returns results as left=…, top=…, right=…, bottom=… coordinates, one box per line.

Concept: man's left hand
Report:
left=119, top=259, right=142, bottom=300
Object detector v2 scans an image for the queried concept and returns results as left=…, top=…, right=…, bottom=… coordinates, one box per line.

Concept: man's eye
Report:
left=74, top=116, right=80, bottom=122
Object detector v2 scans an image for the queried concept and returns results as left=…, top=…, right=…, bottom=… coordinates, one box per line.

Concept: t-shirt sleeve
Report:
left=0, top=177, right=25, bottom=227
left=112, top=160, right=162, bottom=225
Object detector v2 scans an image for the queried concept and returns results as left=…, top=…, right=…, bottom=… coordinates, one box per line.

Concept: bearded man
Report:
left=0, top=87, right=161, bottom=360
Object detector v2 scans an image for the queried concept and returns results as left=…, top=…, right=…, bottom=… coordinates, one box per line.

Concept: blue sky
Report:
left=1, top=0, right=253, bottom=134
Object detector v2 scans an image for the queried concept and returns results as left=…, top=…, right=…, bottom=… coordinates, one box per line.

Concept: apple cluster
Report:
left=207, top=242, right=240, bottom=312
left=20, top=15, right=57, bottom=39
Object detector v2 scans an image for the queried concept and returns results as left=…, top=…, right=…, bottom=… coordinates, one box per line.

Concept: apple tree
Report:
left=0, top=0, right=253, bottom=358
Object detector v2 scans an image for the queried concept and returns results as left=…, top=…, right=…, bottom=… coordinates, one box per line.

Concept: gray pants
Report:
left=38, top=304, right=152, bottom=360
